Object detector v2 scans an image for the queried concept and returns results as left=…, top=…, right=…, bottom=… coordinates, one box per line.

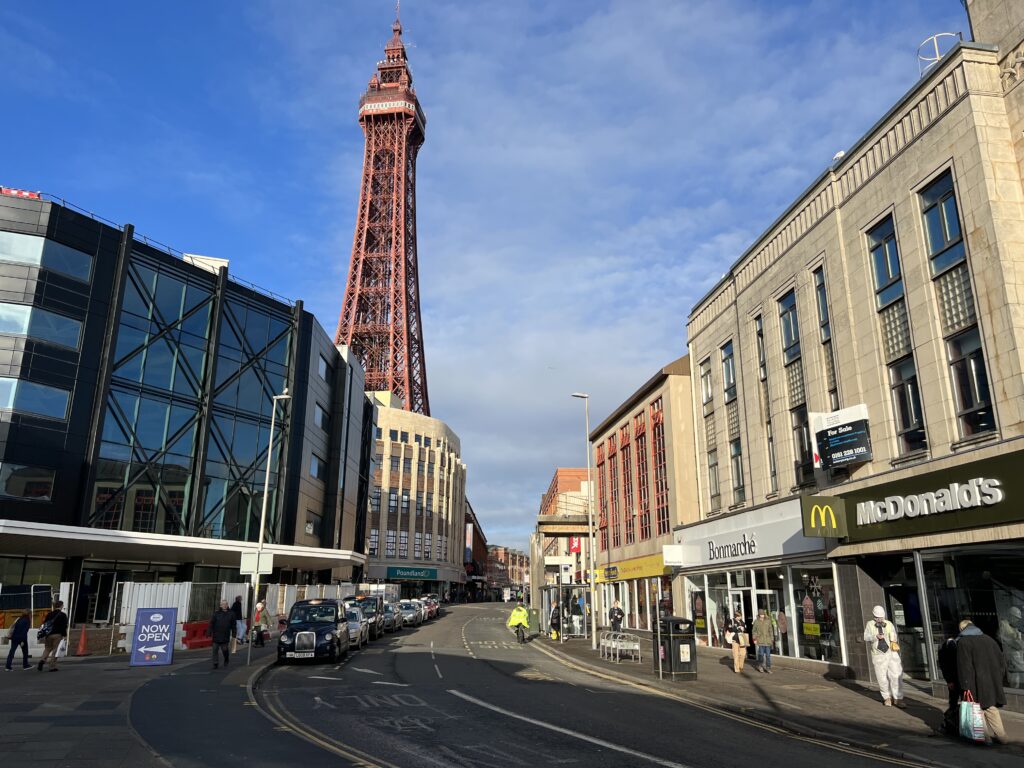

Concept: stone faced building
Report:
left=681, top=1, right=1024, bottom=707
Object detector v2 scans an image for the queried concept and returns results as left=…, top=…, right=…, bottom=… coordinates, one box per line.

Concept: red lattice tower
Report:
left=336, top=16, right=430, bottom=415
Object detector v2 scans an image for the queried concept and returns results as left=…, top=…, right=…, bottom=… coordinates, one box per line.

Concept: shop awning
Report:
left=0, top=519, right=366, bottom=572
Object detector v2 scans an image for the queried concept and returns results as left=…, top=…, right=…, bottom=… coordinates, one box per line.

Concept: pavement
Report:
left=537, top=631, right=1024, bottom=768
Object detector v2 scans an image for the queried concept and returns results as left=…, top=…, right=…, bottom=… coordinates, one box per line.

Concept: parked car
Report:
left=382, top=602, right=401, bottom=632
left=398, top=600, right=422, bottom=627
left=353, top=595, right=385, bottom=640
left=346, top=606, right=370, bottom=649
left=412, top=598, right=430, bottom=622
left=422, top=597, right=440, bottom=619
left=277, top=599, right=349, bottom=663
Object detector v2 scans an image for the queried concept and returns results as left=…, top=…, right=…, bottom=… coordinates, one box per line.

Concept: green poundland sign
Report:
left=387, top=567, right=438, bottom=581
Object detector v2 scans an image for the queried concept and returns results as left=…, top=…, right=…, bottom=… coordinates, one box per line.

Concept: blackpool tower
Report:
left=336, top=15, right=430, bottom=415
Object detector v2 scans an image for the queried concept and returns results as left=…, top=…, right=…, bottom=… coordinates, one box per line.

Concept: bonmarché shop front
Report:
left=827, top=449, right=1024, bottom=711
left=673, top=499, right=848, bottom=668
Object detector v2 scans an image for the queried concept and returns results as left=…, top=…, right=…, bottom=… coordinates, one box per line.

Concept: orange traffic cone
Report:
left=76, top=625, right=90, bottom=657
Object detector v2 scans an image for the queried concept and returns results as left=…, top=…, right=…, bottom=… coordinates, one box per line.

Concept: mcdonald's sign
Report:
left=800, top=495, right=848, bottom=538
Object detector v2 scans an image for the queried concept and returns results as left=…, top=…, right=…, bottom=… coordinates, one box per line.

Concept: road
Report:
left=255, top=603, right=925, bottom=768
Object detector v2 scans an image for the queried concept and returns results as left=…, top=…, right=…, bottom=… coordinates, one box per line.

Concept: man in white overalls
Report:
left=863, top=604, right=905, bottom=708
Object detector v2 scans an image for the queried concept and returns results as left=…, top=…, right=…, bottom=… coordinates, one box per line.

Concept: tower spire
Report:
left=335, top=13, right=430, bottom=415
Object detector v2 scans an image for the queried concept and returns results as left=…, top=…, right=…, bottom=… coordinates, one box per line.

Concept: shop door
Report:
left=885, top=585, right=927, bottom=679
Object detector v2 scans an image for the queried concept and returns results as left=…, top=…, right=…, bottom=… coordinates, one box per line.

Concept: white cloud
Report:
left=241, top=0, right=968, bottom=549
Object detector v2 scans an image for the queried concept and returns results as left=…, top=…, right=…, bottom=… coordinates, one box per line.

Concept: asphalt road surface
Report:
left=256, top=603, right=926, bottom=768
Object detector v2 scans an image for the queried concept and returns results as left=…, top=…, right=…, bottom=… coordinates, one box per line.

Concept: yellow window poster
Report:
left=802, top=622, right=821, bottom=636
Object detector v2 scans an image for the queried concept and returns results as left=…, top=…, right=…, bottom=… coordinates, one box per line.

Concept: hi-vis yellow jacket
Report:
left=507, top=606, right=530, bottom=628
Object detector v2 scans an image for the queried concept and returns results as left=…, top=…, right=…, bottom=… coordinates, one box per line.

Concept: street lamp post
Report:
left=247, top=388, right=290, bottom=666
left=571, top=392, right=598, bottom=651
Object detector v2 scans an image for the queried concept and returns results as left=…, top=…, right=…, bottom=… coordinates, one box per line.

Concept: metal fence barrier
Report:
left=599, top=630, right=642, bottom=663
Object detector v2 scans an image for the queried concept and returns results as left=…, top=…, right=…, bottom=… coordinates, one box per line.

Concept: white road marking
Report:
left=434, top=663, right=443, bottom=679
left=430, top=640, right=435, bottom=660
left=313, top=696, right=337, bottom=709
left=372, top=681, right=411, bottom=687
left=352, top=667, right=383, bottom=675
left=447, top=690, right=692, bottom=768
left=308, top=675, right=343, bottom=681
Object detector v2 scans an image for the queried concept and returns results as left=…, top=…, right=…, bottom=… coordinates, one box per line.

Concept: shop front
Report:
left=366, top=564, right=462, bottom=600
left=826, top=450, right=1024, bottom=707
left=674, top=499, right=847, bottom=667
left=596, top=553, right=673, bottom=632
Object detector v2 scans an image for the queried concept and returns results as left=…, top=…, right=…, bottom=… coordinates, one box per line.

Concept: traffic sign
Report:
left=130, top=607, right=177, bottom=667
left=240, top=551, right=274, bottom=575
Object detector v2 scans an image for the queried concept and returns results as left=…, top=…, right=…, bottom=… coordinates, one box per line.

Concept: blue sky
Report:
left=1, top=1, right=968, bottom=549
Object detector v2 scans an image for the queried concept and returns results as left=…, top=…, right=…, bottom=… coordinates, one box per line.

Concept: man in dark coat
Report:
left=5, top=610, right=31, bottom=670
left=936, top=634, right=959, bottom=735
left=37, top=600, right=68, bottom=672
left=230, top=595, right=245, bottom=653
left=956, top=619, right=1007, bottom=745
left=208, top=600, right=236, bottom=669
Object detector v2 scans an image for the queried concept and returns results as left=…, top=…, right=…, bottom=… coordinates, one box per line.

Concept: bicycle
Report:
left=515, top=624, right=526, bottom=645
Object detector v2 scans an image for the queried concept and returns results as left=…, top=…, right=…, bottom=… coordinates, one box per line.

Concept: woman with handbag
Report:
left=727, top=610, right=748, bottom=673
left=253, top=602, right=271, bottom=648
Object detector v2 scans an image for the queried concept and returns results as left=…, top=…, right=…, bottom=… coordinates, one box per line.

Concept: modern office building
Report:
left=682, top=0, right=1024, bottom=708
left=0, top=190, right=370, bottom=621
left=589, top=354, right=698, bottom=632
left=364, top=394, right=467, bottom=597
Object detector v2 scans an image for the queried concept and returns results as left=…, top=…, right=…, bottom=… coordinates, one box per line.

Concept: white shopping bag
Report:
left=56, top=638, right=68, bottom=658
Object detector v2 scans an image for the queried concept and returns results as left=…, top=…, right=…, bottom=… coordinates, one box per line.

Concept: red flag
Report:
left=569, top=536, right=581, bottom=553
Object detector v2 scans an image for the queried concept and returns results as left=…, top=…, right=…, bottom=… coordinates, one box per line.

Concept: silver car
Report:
left=398, top=600, right=422, bottom=627
left=346, top=606, right=370, bottom=649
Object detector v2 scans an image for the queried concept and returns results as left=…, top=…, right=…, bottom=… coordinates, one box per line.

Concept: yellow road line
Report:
left=529, top=642, right=932, bottom=768
left=248, top=664, right=400, bottom=768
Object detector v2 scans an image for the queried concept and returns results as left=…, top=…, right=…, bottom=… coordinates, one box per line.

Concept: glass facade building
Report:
left=0, top=191, right=370, bottom=610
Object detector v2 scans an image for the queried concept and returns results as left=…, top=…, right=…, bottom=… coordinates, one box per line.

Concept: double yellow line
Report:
left=247, top=662, right=400, bottom=768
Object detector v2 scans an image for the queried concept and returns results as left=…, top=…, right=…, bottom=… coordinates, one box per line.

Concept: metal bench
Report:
left=599, top=630, right=642, bottom=663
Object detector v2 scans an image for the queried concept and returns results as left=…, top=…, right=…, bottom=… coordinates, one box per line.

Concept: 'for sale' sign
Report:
left=130, top=607, right=177, bottom=667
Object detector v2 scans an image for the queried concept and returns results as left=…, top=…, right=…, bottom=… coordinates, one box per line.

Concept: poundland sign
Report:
left=856, top=478, right=1004, bottom=526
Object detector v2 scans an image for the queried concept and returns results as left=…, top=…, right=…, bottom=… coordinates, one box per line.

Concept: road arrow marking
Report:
left=313, top=696, right=337, bottom=710
left=352, top=667, right=383, bottom=675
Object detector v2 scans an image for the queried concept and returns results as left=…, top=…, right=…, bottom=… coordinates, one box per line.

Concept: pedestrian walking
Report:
left=727, top=610, right=748, bottom=673
left=208, top=599, right=236, bottom=669
left=36, top=600, right=68, bottom=672
left=936, top=633, right=960, bottom=736
left=549, top=600, right=561, bottom=640
left=956, top=619, right=1008, bottom=745
left=752, top=608, right=774, bottom=673
left=230, top=595, right=246, bottom=653
left=252, top=602, right=271, bottom=648
left=609, top=600, right=625, bottom=632
left=4, top=610, right=31, bottom=671
left=863, top=605, right=905, bottom=708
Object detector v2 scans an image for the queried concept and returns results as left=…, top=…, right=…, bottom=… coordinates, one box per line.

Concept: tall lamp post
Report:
left=571, top=392, right=598, bottom=651
left=247, top=388, right=290, bottom=666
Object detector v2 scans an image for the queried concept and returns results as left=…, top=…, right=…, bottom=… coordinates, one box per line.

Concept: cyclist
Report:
left=507, top=600, right=530, bottom=644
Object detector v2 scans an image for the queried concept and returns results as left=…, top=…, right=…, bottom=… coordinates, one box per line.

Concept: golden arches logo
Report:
left=810, top=504, right=838, bottom=530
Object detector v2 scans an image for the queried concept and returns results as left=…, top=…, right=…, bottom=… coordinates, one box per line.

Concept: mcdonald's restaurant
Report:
left=808, top=450, right=1024, bottom=712
left=672, top=499, right=848, bottom=672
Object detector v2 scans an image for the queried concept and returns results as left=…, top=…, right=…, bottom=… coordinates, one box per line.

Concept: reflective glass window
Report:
left=921, top=171, right=966, bottom=275
left=310, top=453, right=325, bottom=481
left=0, top=377, right=70, bottom=420
left=0, top=232, right=92, bottom=282
left=314, top=403, right=329, bottom=432
left=0, top=463, right=55, bottom=501
left=868, top=216, right=903, bottom=307
left=318, top=355, right=329, bottom=381
left=0, top=303, right=82, bottom=349
left=778, top=290, right=801, bottom=363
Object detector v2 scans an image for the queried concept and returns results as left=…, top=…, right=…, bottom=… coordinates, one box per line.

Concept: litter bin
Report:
left=653, top=616, right=697, bottom=680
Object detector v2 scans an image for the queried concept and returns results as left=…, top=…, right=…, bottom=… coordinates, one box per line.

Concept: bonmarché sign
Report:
left=706, top=533, right=758, bottom=562
left=839, top=452, right=1023, bottom=543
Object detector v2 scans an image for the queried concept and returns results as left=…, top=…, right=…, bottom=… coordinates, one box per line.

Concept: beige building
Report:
left=590, top=354, right=698, bottom=632
left=365, top=394, right=467, bottom=597
left=680, top=1, right=1024, bottom=708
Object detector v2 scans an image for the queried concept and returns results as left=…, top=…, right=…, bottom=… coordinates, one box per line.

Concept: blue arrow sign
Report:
left=130, top=607, right=177, bottom=667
